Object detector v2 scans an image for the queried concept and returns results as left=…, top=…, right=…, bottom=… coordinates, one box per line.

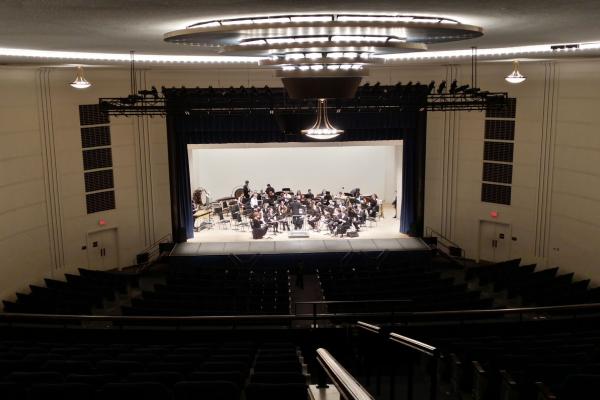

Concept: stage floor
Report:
left=190, top=204, right=404, bottom=243
left=172, top=205, right=429, bottom=256
left=172, top=237, right=429, bottom=256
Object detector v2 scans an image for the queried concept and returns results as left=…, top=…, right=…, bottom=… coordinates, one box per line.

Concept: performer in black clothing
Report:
left=251, top=212, right=268, bottom=239
left=304, top=189, right=314, bottom=200
left=290, top=197, right=304, bottom=230
left=243, top=180, right=250, bottom=199
left=349, top=187, right=360, bottom=198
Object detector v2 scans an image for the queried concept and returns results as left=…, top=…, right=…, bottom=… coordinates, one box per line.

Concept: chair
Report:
left=245, top=383, right=308, bottom=400
left=251, top=372, right=306, bottom=384
left=96, top=360, right=144, bottom=376
left=5, top=371, right=64, bottom=386
left=188, top=371, right=243, bottom=387
left=174, top=381, right=240, bottom=400
left=97, top=382, right=171, bottom=400
left=28, top=383, right=93, bottom=400
left=128, top=371, right=184, bottom=387
left=66, top=373, right=118, bottom=389
left=43, top=360, right=93, bottom=374
left=0, top=382, right=25, bottom=400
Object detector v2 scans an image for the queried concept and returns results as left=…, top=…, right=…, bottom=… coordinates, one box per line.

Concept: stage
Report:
left=190, top=204, right=404, bottom=242
left=171, top=237, right=429, bottom=256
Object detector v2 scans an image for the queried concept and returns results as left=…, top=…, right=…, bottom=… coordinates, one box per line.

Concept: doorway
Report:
left=86, top=228, right=119, bottom=270
left=478, top=221, right=511, bottom=263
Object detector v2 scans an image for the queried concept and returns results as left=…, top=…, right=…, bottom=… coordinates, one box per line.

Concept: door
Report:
left=478, top=221, right=511, bottom=262
left=87, top=228, right=119, bottom=270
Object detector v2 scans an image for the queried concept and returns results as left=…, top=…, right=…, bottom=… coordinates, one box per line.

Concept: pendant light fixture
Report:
left=505, top=60, right=526, bottom=84
left=70, top=66, right=92, bottom=89
left=301, top=98, right=343, bottom=140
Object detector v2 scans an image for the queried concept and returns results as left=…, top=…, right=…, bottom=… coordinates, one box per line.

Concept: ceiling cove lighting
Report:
left=302, top=99, right=343, bottom=140
left=69, top=66, right=92, bottom=89
left=504, top=60, right=526, bottom=84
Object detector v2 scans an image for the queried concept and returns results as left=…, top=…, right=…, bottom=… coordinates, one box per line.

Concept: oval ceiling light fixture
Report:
left=505, top=60, right=526, bottom=84
left=70, top=66, right=92, bottom=89
left=165, top=13, right=483, bottom=98
left=302, top=98, right=343, bottom=140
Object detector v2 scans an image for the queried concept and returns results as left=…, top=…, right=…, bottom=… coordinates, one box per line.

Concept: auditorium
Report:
left=0, top=1, right=599, bottom=399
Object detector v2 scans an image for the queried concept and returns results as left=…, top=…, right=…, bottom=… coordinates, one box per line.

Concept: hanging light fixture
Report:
left=70, top=66, right=92, bottom=89
left=301, top=98, right=343, bottom=140
left=505, top=60, right=526, bottom=84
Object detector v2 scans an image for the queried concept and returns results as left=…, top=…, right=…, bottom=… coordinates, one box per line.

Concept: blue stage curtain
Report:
left=400, top=111, right=427, bottom=236
left=166, top=114, right=194, bottom=242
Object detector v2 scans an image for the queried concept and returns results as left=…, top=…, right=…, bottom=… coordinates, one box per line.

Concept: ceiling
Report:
left=1, top=0, right=599, bottom=64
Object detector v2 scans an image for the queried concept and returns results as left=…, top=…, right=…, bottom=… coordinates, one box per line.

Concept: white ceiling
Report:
left=1, top=1, right=599, bottom=63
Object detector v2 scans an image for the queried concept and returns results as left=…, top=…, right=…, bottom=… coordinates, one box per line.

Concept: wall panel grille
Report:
left=485, top=120, right=515, bottom=141
left=481, top=184, right=512, bottom=205
left=86, top=191, right=116, bottom=214
left=83, top=148, right=113, bottom=171
left=483, top=142, right=514, bottom=163
left=483, top=162, right=513, bottom=184
left=79, top=104, right=109, bottom=126
left=84, top=170, right=114, bottom=192
left=482, top=98, right=516, bottom=205
left=486, top=98, right=516, bottom=119
left=81, top=126, right=111, bottom=148
left=79, top=104, right=115, bottom=214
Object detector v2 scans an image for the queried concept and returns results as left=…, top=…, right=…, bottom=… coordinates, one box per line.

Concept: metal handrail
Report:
left=389, top=332, right=438, bottom=357
left=316, top=348, right=374, bottom=400
left=425, top=226, right=466, bottom=259
left=356, top=321, right=381, bottom=334
left=2, top=302, right=600, bottom=325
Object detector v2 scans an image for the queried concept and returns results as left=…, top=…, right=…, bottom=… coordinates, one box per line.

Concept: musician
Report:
left=265, top=184, right=275, bottom=196
left=305, top=189, right=314, bottom=200
left=290, top=196, right=304, bottom=230
left=348, top=206, right=361, bottom=232
left=277, top=200, right=291, bottom=231
left=349, top=187, right=361, bottom=198
left=322, top=191, right=332, bottom=205
left=251, top=211, right=268, bottom=239
left=243, top=180, right=250, bottom=198
left=368, top=193, right=379, bottom=217
left=248, top=193, right=258, bottom=209
left=335, top=210, right=352, bottom=237
left=265, top=207, right=279, bottom=233
left=307, top=203, right=321, bottom=230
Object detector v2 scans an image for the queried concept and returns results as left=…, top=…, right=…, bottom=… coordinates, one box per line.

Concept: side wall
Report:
left=1, top=58, right=600, bottom=302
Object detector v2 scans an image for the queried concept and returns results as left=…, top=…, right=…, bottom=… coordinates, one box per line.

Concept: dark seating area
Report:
left=123, top=264, right=290, bottom=316
left=317, top=261, right=494, bottom=312
left=465, top=259, right=600, bottom=306
left=0, top=339, right=308, bottom=400
left=2, top=269, right=138, bottom=315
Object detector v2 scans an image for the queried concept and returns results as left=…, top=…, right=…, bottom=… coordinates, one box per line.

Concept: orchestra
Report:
left=193, top=180, right=382, bottom=239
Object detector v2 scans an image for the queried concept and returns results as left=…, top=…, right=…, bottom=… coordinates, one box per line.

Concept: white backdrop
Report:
left=189, top=142, right=402, bottom=203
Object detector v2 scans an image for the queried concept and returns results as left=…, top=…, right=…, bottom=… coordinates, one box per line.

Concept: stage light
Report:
left=301, top=98, right=343, bottom=140
left=449, top=80, right=458, bottom=94
left=437, top=81, right=446, bottom=94
left=70, top=66, right=92, bottom=89
left=505, top=60, right=527, bottom=84
left=427, top=80, right=435, bottom=94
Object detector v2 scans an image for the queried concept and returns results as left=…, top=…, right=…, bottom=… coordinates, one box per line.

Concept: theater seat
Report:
left=250, top=372, right=306, bottom=384
left=174, top=381, right=240, bottom=400
left=245, top=383, right=308, bottom=400
left=5, top=371, right=63, bottom=386
left=97, top=382, right=171, bottom=400
left=28, top=383, right=94, bottom=400
left=0, top=382, right=24, bottom=400
left=127, top=371, right=184, bottom=387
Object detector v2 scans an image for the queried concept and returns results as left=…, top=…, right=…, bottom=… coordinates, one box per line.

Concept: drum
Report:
left=233, top=187, right=244, bottom=198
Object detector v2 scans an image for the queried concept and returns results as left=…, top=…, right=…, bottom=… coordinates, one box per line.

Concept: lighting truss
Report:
left=99, top=84, right=509, bottom=116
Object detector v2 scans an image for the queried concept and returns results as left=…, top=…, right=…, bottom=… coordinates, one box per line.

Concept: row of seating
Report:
left=317, top=262, right=493, bottom=312
left=0, top=340, right=309, bottom=400
left=3, top=268, right=138, bottom=314
left=465, top=259, right=600, bottom=305
left=125, top=264, right=291, bottom=316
